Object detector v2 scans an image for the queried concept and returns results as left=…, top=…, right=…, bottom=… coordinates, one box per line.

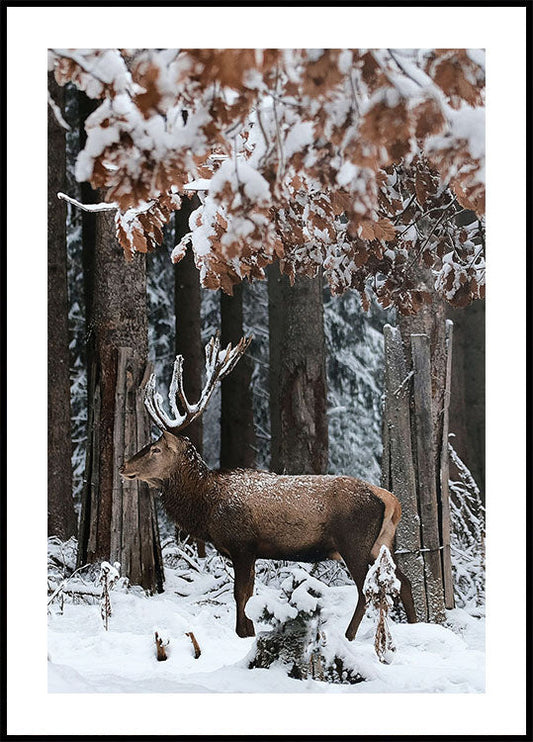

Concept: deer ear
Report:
left=162, top=430, right=180, bottom=451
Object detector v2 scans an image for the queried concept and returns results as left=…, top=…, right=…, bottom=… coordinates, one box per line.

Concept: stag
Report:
left=120, top=334, right=417, bottom=640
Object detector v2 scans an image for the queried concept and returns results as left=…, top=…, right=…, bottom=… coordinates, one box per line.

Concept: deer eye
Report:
left=151, top=447, right=161, bottom=455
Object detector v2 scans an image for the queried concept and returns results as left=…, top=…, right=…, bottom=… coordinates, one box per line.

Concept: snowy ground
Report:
left=48, top=548, right=485, bottom=694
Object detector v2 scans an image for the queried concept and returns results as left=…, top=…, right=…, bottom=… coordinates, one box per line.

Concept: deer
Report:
left=120, top=334, right=417, bottom=641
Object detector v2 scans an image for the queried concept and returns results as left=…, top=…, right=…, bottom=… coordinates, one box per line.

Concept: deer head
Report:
left=120, top=333, right=252, bottom=483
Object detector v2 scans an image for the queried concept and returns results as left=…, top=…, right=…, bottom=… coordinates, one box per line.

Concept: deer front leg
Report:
left=232, top=552, right=256, bottom=638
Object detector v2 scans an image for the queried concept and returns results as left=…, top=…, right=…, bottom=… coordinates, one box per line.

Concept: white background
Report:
left=6, top=5, right=527, bottom=736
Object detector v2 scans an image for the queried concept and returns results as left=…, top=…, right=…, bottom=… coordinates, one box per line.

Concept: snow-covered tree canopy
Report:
left=49, top=48, right=485, bottom=313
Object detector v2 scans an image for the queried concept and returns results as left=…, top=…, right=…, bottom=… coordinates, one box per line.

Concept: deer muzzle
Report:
left=119, top=463, right=137, bottom=480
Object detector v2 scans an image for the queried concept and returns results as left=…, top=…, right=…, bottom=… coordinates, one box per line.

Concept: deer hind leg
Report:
left=232, top=552, right=256, bottom=638
left=395, top=566, right=417, bottom=623
left=339, top=551, right=370, bottom=641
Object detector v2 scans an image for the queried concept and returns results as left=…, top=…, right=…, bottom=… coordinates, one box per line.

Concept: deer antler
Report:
left=144, top=333, right=253, bottom=433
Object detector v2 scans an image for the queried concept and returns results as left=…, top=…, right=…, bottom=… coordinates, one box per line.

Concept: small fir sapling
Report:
left=99, top=561, right=121, bottom=631
left=248, top=569, right=326, bottom=680
left=363, top=545, right=401, bottom=664
left=248, top=569, right=363, bottom=684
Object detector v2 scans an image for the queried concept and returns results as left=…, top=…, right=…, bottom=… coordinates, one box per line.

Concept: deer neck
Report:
left=160, top=449, right=215, bottom=541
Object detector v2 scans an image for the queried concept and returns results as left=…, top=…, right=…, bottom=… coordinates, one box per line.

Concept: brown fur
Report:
left=121, top=431, right=417, bottom=639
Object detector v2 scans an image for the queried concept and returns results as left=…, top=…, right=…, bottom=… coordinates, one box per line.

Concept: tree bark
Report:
left=267, top=264, right=328, bottom=475
left=78, top=93, right=98, bottom=344
left=447, top=300, right=485, bottom=499
left=381, top=264, right=454, bottom=622
left=440, top=320, right=455, bottom=609
left=382, top=325, right=427, bottom=621
left=173, top=196, right=206, bottom=557
left=174, top=198, right=203, bottom=454
left=48, top=72, right=77, bottom=540
left=398, top=266, right=448, bottom=461
left=220, top=283, right=256, bottom=469
left=410, top=334, right=445, bottom=623
left=78, top=210, right=163, bottom=592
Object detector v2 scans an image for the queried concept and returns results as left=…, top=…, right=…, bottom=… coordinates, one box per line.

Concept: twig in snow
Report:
left=173, top=546, right=203, bottom=573
left=186, top=631, right=201, bottom=659
left=205, top=583, right=232, bottom=600
left=154, top=631, right=169, bottom=661
left=99, top=561, right=121, bottom=631
left=47, top=563, right=93, bottom=606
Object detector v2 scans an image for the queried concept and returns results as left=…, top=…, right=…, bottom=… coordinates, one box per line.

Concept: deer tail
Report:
left=368, top=485, right=402, bottom=562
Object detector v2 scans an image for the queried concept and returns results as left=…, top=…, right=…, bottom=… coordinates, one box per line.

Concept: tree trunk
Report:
left=382, top=326, right=427, bottom=621
left=78, top=92, right=98, bottom=342
left=410, top=334, right=445, bottom=623
left=399, top=266, right=451, bottom=621
left=398, top=267, right=448, bottom=460
left=267, top=264, right=328, bottom=474
left=440, top=320, right=455, bottom=608
left=48, top=72, right=77, bottom=540
left=220, top=283, right=256, bottom=469
left=447, top=300, right=485, bottom=499
left=381, top=264, right=455, bottom=622
left=77, top=210, right=163, bottom=592
left=173, top=197, right=206, bottom=557
left=174, top=198, right=203, bottom=454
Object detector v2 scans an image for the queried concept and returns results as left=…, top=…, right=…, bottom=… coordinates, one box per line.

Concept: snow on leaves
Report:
left=49, top=49, right=133, bottom=100
left=50, top=48, right=485, bottom=312
left=115, top=190, right=182, bottom=258
left=425, top=49, right=485, bottom=111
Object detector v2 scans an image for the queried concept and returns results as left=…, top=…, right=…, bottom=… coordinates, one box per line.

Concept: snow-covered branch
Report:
left=48, top=48, right=485, bottom=311
left=48, top=92, right=70, bottom=131
left=57, top=192, right=118, bottom=213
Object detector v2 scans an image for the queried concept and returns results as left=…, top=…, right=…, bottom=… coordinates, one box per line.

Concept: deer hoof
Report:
left=237, top=621, right=255, bottom=638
